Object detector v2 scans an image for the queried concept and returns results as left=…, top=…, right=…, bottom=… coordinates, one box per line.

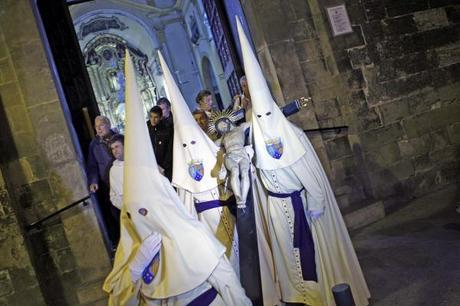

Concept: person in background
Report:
left=147, top=106, right=173, bottom=181
left=232, top=75, right=252, bottom=122
left=108, top=134, right=125, bottom=211
left=156, top=97, right=173, bottom=128
left=195, top=89, right=214, bottom=117
left=87, top=115, right=119, bottom=247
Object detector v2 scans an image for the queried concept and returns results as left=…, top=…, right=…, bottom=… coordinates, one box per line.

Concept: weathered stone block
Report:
left=44, top=224, right=70, bottom=250
left=385, top=0, right=428, bottom=17
left=0, top=59, right=14, bottom=85
left=11, top=43, right=58, bottom=106
left=379, top=99, right=410, bottom=124
left=333, top=25, right=365, bottom=49
left=419, top=25, right=460, bottom=50
left=314, top=98, right=340, bottom=120
left=330, top=156, right=356, bottom=182
left=15, top=179, right=52, bottom=209
left=365, top=142, right=401, bottom=168
left=269, top=42, right=308, bottom=100
left=447, top=122, right=460, bottom=143
left=429, top=146, right=458, bottom=165
left=295, top=39, right=321, bottom=63
left=8, top=267, right=39, bottom=291
left=413, top=154, right=433, bottom=174
left=377, top=51, right=438, bottom=83
left=383, top=14, right=418, bottom=35
left=436, top=42, right=460, bottom=67
left=0, top=269, right=14, bottom=297
left=362, top=20, right=385, bottom=44
left=363, top=1, right=386, bottom=21
left=254, top=1, right=292, bottom=45
left=0, top=82, right=22, bottom=108
left=388, top=159, right=415, bottom=180
left=343, top=200, right=385, bottom=230
left=429, top=0, right=460, bottom=9
left=430, top=129, right=451, bottom=151
left=398, top=134, right=431, bottom=158
left=77, top=279, right=107, bottom=305
left=51, top=247, right=77, bottom=274
left=346, top=69, right=366, bottom=89
left=360, top=123, right=404, bottom=151
left=6, top=104, right=33, bottom=134
left=348, top=47, right=372, bottom=69
left=446, top=5, right=460, bottom=24
left=12, top=132, right=39, bottom=158
left=347, top=3, right=367, bottom=25
left=326, top=136, right=353, bottom=159
left=4, top=286, right=46, bottom=306
left=414, top=8, right=449, bottom=31
left=402, top=112, right=435, bottom=138
left=0, top=0, right=39, bottom=48
left=291, top=20, right=316, bottom=41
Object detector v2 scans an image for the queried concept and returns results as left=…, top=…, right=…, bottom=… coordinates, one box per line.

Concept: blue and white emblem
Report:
left=188, top=160, right=204, bottom=181
left=265, top=138, right=283, bottom=159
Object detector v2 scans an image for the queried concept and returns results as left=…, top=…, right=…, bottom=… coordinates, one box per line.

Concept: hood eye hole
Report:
left=183, top=143, right=187, bottom=147
left=266, top=112, right=271, bottom=116
left=127, top=212, right=131, bottom=219
left=257, top=114, right=262, bottom=118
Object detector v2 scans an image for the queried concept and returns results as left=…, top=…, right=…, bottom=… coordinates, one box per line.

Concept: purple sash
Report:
left=268, top=188, right=317, bottom=282
left=187, top=287, right=218, bottom=306
left=195, top=196, right=236, bottom=214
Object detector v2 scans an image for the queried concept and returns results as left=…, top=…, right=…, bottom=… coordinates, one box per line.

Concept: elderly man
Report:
left=87, top=115, right=119, bottom=247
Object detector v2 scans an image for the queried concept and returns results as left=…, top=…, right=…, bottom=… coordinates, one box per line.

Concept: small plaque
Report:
left=327, top=4, right=353, bottom=36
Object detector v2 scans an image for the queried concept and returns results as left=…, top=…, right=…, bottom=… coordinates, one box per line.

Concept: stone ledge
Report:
left=344, top=200, right=385, bottom=231
left=77, top=278, right=107, bottom=305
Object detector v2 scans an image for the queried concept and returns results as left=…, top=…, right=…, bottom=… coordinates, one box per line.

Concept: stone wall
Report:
left=241, top=0, right=460, bottom=222
left=0, top=1, right=110, bottom=305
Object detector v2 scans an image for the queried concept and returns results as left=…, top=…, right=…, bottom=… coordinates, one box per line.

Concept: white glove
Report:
left=308, top=209, right=324, bottom=220
left=129, top=232, right=162, bottom=282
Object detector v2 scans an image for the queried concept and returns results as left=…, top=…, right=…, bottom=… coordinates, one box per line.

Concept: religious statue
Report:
left=209, top=110, right=252, bottom=209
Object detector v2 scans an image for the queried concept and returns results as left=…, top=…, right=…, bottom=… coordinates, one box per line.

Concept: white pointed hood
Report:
left=236, top=18, right=306, bottom=170
left=103, top=51, right=224, bottom=299
left=158, top=51, right=219, bottom=193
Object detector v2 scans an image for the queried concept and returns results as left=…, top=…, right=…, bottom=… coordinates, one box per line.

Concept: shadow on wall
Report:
left=352, top=141, right=460, bottom=215
left=0, top=95, right=74, bottom=305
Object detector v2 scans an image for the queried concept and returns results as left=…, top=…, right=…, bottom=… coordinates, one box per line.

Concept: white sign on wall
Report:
left=327, top=4, right=353, bottom=36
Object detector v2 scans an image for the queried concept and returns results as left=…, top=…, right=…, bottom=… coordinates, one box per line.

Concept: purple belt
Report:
left=195, top=196, right=236, bottom=214
left=268, top=188, right=317, bottom=282
left=187, top=287, right=218, bottom=306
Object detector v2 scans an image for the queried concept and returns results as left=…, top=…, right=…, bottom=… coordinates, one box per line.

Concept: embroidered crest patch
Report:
left=265, top=138, right=284, bottom=159
left=188, top=160, right=204, bottom=181
left=138, top=208, right=148, bottom=216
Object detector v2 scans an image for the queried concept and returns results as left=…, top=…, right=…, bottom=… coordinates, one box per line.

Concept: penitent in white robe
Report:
left=177, top=185, right=240, bottom=277
left=258, top=127, right=370, bottom=306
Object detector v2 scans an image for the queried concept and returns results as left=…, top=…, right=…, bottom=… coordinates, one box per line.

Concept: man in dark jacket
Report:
left=147, top=106, right=173, bottom=181
left=87, top=115, right=119, bottom=248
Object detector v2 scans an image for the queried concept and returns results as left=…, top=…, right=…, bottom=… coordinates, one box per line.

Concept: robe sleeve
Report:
left=291, top=149, right=326, bottom=212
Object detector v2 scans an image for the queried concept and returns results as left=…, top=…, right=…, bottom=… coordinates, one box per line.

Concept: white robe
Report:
left=177, top=185, right=240, bottom=277
left=258, top=128, right=370, bottom=306
left=109, top=160, right=124, bottom=210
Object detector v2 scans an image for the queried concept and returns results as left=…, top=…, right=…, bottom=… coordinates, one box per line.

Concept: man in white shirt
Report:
left=109, top=134, right=125, bottom=210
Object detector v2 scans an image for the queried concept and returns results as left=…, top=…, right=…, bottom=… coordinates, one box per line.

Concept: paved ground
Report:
left=352, top=184, right=460, bottom=306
